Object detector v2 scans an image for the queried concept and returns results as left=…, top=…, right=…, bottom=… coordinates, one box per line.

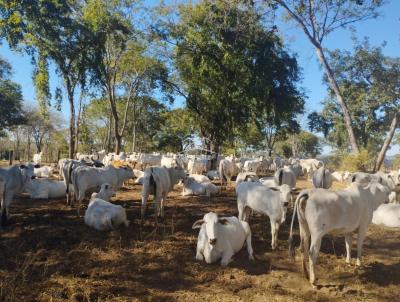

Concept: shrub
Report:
left=339, top=149, right=374, bottom=172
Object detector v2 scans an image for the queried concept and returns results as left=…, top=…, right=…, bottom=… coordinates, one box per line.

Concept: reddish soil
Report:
left=0, top=164, right=399, bottom=301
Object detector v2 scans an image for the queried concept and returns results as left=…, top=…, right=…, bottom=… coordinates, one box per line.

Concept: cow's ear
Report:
left=218, top=218, right=229, bottom=225
left=34, top=164, right=40, bottom=168
left=192, top=219, right=204, bottom=229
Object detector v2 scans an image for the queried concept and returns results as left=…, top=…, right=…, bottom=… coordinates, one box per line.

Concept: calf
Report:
left=312, top=167, right=333, bottom=189
left=192, top=212, right=254, bottom=266
left=141, top=165, right=186, bottom=219
left=84, top=199, right=130, bottom=231
left=288, top=183, right=390, bottom=286
left=0, top=164, right=35, bottom=225
left=91, top=183, right=115, bottom=202
left=237, top=182, right=292, bottom=249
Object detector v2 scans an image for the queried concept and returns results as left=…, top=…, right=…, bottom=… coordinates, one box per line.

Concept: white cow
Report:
left=288, top=182, right=390, bottom=286
left=71, top=165, right=133, bottom=216
left=34, top=165, right=54, bottom=178
left=182, top=177, right=219, bottom=197
left=235, top=172, right=259, bottom=189
left=133, top=169, right=145, bottom=184
left=331, top=171, right=351, bottom=182
left=243, top=159, right=263, bottom=173
left=274, top=167, right=296, bottom=189
left=84, top=198, right=130, bottom=231
left=0, top=164, right=35, bottom=225
left=192, top=212, right=254, bottom=266
left=187, top=158, right=209, bottom=175
left=312, top=167, right=333, bottom=189
left=207, top=170, right=220, bottom=180
left=299, top=158, right=323, bottom=179
left=259, top=177, right=277, bottom=188
left=237, top=182, right=292, bottom=249
left=90, top=183, right=115, bottom=202
left=141, top=166, right=186, bottom=219
left=25, top=179, right=72, bottom=199
left=219, top=157, right=240, bottom=188
left=33, top=152, right=43, bottom=165
left=372, top=204, right=400, bottom=227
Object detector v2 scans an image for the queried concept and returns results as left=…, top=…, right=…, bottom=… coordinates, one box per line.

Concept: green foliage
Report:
left=33, top=52, right=51, bottom=117
left=275, top=131, right=321, bottom=158
left=170, top=0, right=303, bottom=151
left=0, top=56, right=25, bottom=132
left=339, top=149, right=374, bottom=172
left=308, top=40, right=400, bottom=153
left=393, top=155, right=400, bottom=170
left=156, top=108, right=195, bottom=152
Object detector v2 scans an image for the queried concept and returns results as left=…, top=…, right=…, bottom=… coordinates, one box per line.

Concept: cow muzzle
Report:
left=209, top=238, right=217, bottom=245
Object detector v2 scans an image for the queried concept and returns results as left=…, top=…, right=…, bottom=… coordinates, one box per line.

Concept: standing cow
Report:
left=312, top=167, right=333, bottom=189
left=0, top=164, right=35, bottom=226
left=141, top=165, right=186, bottom=220
left=288, top=182, right=390, bottom=286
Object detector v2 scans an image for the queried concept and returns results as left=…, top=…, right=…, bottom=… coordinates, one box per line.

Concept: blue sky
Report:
left=1, top=1, right=399, bottom=155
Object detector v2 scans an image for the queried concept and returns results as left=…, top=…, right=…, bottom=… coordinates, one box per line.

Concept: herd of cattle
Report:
left=0, top=150, right=399, bottom=287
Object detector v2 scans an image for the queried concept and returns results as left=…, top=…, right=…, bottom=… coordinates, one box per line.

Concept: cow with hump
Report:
left=288, top=182, right=390, bottom=287
left=192, top=212, right=254, bottom=266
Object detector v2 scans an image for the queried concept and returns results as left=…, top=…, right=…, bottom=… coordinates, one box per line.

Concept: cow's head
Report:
left=192, top=212, right=228, bottom=247
left=20, top=163, right=35, bottom=180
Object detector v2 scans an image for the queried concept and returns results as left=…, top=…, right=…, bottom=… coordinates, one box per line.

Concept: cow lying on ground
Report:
left=182, top=176, right=219, bottom=197
left=288, top=182, right=390, bottom=286
left=0, top=164, right=35, bottom=226
left=25, top=179, right=72, bottom=199
left=84, top=198, right=129, bottom=231
left=372, top=204, right=400, bottom=228
left=192, top=212, right=254, bottom=266
left=207, top=170, right=220, bottom=180
left=91, top=183, right=115, bottom=202
left=141, top=165, right=186, bottom=219
left=237, top=182, right=293, bottom=250
left=34, top=165, right=54, bottom=178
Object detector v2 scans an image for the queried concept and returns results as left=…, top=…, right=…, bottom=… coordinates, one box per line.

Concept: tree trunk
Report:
left=132, top=123, right=137, bottom=152
left=67, top=83, right=76, bottom=159
left=373, top=109, right=399, bottom=172
left=26, top=133, right=30, bottom=161
left=314, top=45, right=359, bottom=153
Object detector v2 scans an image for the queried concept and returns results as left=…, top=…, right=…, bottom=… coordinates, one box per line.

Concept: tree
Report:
left=0, top=0, right=95, bottom=158
left=156, top=108, right=195, bottom=152
left=0, top=56, right=25, bottom=134
left=272, top=0, right=385, bottom=152
left=275, top=131, right=321, bottom=158
left=169, top=0, right=303, bottom=156
left=308, top=40, right=400, bottom=171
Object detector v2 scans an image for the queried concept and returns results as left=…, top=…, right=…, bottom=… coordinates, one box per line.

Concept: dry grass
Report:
left=0, top=164, right=399, bottom=301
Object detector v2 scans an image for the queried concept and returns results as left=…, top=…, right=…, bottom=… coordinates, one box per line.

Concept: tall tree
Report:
left=272, top=0, right=385, bottom=152
left=309, top=40, right=400, bottom=171
left=0, top=0, right=94, bottom=158
left=169, top=0, right=303, bottom=156
left=0, top=56, right=25, bottom=134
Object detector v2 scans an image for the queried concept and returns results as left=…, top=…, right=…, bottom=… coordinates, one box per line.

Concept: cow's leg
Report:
left=242, top=222, right=254, bottom=260
left=270, top=220, right=280, bottom=250
left=356, top=227, right=367, bottom=266
left=237, top=203, right=245, bottom=221
left=345, top=233, right=352, bottom=264
left=160, top=192, right=167, bottom=218
left=221, top=247, right=234, bottom=266
left=1, top=191, right=13, bottom=226
left=309, top=233, right=322, bottom=286
left=141, top=194, right=148, bottom=220
left=299, top=224, right=310, bottom=279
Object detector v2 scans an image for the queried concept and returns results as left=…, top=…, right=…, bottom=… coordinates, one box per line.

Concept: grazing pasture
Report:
left=0, top=164, right=399, bottom=302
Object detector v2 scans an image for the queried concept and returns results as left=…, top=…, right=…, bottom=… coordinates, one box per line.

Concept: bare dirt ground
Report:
left=1, top=163, right=399, bottom=302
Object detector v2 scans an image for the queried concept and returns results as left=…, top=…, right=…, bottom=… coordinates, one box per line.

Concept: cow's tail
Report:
left=66, top=162, right=73, bottom=195
left=149, top=168, right=156, bottom=195
left=322, top=168, right=326, bottom=189
left=288, top=190, right=309, bottom=259
left=278, top=169, right=283, bottom=186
